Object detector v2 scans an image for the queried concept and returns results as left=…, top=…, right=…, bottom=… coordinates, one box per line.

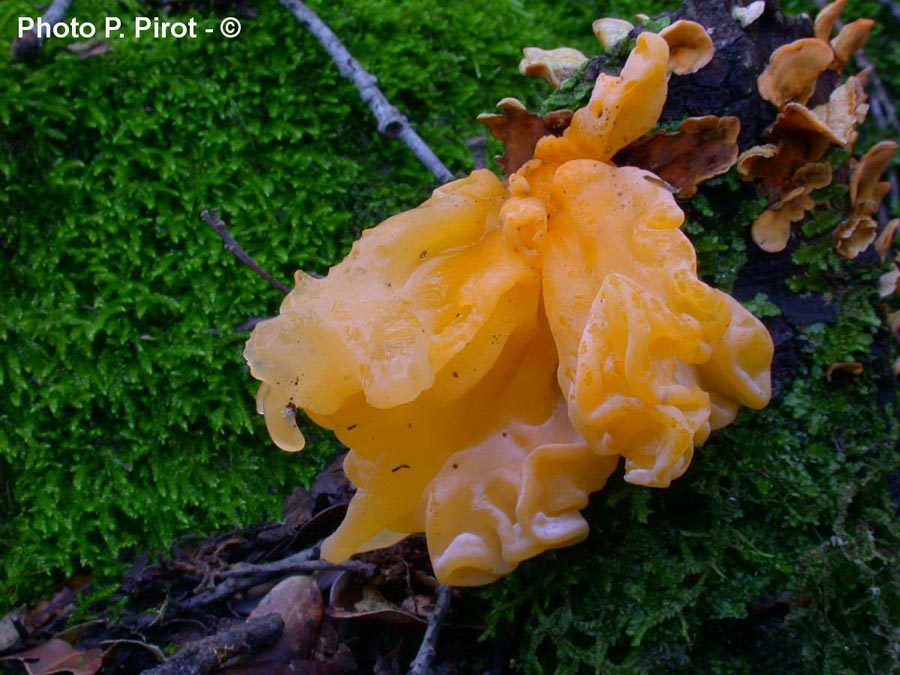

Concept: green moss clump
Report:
left=0, top=0, right=615, bottom=612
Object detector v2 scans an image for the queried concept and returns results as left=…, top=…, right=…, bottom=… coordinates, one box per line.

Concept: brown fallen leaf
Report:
left=614, top=116, right=740, bottom=197
left=328, top=571, right=427, bottom=625
left=0, top=638, right=103, bottom=675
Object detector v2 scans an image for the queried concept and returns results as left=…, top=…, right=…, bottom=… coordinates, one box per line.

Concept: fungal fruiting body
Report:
left=244, top=33, right=774, bottom=586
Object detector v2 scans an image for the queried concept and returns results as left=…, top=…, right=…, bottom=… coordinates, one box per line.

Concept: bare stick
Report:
left=218, top=551, right=377, bottom=580
left=176, top=547, right=376, bottom=611
left=11, top=0, right=74, bottom=61
left=466, top=136, right=488, bottom=171
left=408, top=584, right=453, bottom=675
left=143, top=613, right=284, bottom=675
left=278, top=0, right=454, bottom=184
left=201, top=209, right=291, bottom=295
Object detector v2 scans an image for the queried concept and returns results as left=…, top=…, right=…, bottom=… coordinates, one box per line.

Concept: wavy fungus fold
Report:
left=244, top=32, right=774, bottom=585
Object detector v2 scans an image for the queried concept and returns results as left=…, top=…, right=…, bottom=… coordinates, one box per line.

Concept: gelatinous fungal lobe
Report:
left=541, top=161, right=772, bottom=488
left=246, top=168, right=559, bottom=566
left=245, top=28, right=774, bottom=586
left=424, top=329, right=618, bottom=586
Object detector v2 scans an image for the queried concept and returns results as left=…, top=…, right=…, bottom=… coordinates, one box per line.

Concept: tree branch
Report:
left=217, top=554, right=377, bottom=581
left=143, top=613, right=284, bottom=675
left=277, top=0, right=454, bottom=184
left=11, top=0, right=74, bottom=61
left=408, top=584, right=453, bottom=675
left=200, top=209, right=292, bottom=295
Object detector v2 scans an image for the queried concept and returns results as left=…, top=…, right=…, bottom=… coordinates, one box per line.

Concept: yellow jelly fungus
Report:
left=244, top=32, right=774, bottom=586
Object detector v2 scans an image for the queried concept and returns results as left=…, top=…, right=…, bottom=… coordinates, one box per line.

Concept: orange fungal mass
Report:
left=244, top=31, right=774, bottom=585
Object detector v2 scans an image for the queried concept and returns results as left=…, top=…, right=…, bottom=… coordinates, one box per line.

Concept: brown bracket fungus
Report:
left=592, top=18, right=634, bottom=52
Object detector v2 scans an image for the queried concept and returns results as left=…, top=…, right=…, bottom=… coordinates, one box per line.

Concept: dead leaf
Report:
left=99, top=639, right=165, bottom=665
left=614, top=116, right=740, bottom=197
left=219, top=575, right=323, bottom=675
left=0, top=639, right=103, bottom=675
left=328, top=572, right=427, bottom=625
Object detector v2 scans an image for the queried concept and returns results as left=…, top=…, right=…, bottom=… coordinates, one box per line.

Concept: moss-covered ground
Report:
left=1, top=0, right=898, bottom=671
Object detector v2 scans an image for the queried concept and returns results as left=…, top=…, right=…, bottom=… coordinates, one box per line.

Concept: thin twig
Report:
left=175, top=547, right=376, bottom=611
left=218, top=553, right=377, bottom=580
left=11, top=0, right=74, bottom=61
left=466, top=136, right=488, bottom=171
left=200, top=209, right=291, bottom=294
left=278, top=0, right=454, bottom=184
left=143, top=613, right=284, bottom=675
left=408, top=584, right=453, bottom=675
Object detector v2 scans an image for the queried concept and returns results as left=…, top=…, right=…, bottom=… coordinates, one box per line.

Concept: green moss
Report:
left=0, top=0, right=603, bottom=607
left=743, top=293, right=782, bottom=318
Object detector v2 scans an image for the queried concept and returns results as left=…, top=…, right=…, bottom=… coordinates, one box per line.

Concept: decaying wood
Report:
left=278, top=0, right=454, bottom=184
left=143, top=613, right=284, bottom=675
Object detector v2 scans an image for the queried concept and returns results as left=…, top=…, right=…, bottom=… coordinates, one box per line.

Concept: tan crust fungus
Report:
left=811, top=74, right=869, bottom=149
left=814, top=0, right=848, bottom=41
left=831, top=19, right=875, bottom=68
left=826, top=362, right=864, bottom=381
left=592, top=18, right=634, bottom=52
left=850, top=140, right=898, bottom=214
left=875, top=218, right=900, bottom=262
left=757, top=38, right=834, bottom=107
left=732, top=1, right=766, bottom=28
left=835, top=214, right=878, bottom=258
left=519, top=47, right=588, bottom=90
left=658, top=20, right=715, bottom=75
left=751, top=191, right=816, bottom=253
